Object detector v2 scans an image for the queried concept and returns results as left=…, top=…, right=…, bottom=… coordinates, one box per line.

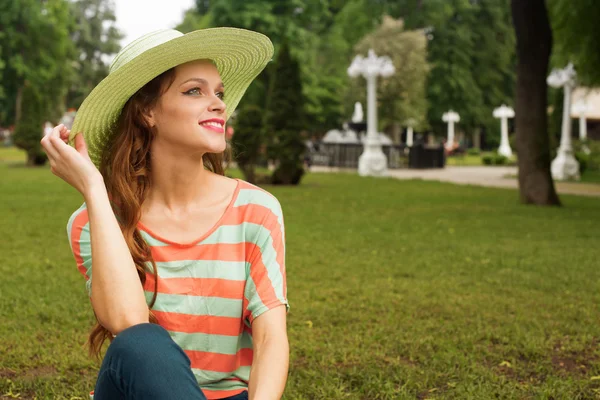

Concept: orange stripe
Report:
left=186, top=348, right=253, bottom=373
left=70, top=208, right=90, bottom=280
left=150, top=243, right=246, bottom=262
left=226, top=204, right=287, bottom=310
left=202, top=388, right=247, bottom=399
left=143, top=275, right=245, bottom=299
left=259, top=212, right=286, bottom=297
left=154, top=310, right=243, bottom=336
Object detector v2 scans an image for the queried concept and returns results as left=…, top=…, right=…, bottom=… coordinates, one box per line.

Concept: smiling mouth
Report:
left=199, top=120, right=225, bottom=133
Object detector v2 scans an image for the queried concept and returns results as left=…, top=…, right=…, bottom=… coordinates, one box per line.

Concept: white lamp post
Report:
left=348, top=49, right=395, bottom=177
left=493, top=105, right=515, bottom=158
left=442, top=111, right=460, bottom=152
left=405, top=118, right=417, bottom=147
left=547, top=63, right=579, bottom=180
left=573, top=100, right=591, bottom=155
left=572, top=100, right=590, bottom=141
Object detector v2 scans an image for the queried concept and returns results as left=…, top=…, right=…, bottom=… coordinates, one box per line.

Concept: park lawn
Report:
left=445, top=154, right=485, bottom=166
left=2, top=149, right=600, bottom=399
left=581, top=170, right=600, bottom=184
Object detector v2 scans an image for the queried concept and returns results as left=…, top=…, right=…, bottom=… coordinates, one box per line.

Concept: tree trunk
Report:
left=511, top=0, right=560, bottom=206
left=511, top=0, right=560, bottom=205
left=15, top=85, right=24, bottom=125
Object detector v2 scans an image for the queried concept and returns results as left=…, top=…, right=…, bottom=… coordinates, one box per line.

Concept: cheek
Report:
left=156, top=101, right=198, bottom=129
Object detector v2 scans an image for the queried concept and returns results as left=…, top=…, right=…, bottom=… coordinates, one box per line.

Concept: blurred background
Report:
left=1, top=1, right=600, bottom=399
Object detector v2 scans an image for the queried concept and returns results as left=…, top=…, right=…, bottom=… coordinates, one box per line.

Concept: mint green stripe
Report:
left=234, top=189, right=285, bottom=244
left=67, top=205, right=93, bottom=295
left=240, top=330, right=253, bottom=349
left=169, top=331, right=241, bottom=354
left=234, top=189, right=283, bottom=219
left=147, top=260, right=249, bottom=281
left=198, top=374, right=248, bottom=389
left=146, top=292, right=243, bottom=318
left=243, top=276, right=264, bottom=319
left=66, top=203, right=86, bottom=251
left=231, top=366, right=251, bottom=381
left=139, top=230, right=169, bottom=246
left=202, top=222, right=267, bottom=244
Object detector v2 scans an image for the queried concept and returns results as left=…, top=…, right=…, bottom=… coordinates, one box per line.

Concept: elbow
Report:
left=103, top=314, right=150, bottom=336
left=92, top=300, right=149, bottom=335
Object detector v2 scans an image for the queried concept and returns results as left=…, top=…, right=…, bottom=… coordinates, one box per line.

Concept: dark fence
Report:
left=309, top=142, right=444, bottom=169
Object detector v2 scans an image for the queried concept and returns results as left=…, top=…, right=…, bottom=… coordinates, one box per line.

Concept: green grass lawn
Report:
left=581, top=170, right=600, bottom=184
left=2, top=148, right=600, bottom=399
left=445, top=154, right=485, bottom=166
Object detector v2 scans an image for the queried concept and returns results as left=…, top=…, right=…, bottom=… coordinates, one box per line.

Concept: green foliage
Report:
left=550, top=0, right=600, bottom=85
left=0, top=0, right=75, bottom=127
left=12, top=85, right=47, bottom=165
left=264, top=43, right=305, bottom=185
left=231, top=105, right=264, bottom=184
left=66, top=0, right=123, bottom=109
left=353, top=17, right=429, bottom=131
left=482, top=153, right=507, bottom=166
left=424, top=0, right=515, bottom=138
left=467, top=147, right=481, bottom=156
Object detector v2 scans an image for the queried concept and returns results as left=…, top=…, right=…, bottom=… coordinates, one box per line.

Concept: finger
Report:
left=40, top=136, right=61, bottom=161
left=74, top=133, right=89, bottom=157
left=50, top=133, right=75, bottom=158
left=47, top=124, right=64, bottom=139
left=59, top=128, right=70, bottom=143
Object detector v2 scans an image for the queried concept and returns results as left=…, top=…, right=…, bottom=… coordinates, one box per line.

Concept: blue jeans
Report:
left=94, top=323, right=248, bottom=400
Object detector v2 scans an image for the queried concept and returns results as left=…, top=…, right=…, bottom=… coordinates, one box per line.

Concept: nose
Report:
left=208, top=95, right=226, bottom=115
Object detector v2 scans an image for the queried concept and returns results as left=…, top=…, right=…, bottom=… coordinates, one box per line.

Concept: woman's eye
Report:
left=185, top=88, right=201, bottom=95
left=216, top=92, right=225, bottom=100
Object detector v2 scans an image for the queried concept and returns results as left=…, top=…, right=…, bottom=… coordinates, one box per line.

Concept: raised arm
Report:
left=42, top=124, right=148, bottom=335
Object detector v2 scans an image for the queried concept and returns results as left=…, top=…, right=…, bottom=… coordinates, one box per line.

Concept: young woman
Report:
left=40, top=28, right=288, bottom=400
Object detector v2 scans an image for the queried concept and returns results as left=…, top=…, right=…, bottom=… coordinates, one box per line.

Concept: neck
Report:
left=144, top=144, right=216, bottom=214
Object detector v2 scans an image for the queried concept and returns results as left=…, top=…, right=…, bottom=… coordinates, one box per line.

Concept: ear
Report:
left=143, top=108, right=156, bottom=128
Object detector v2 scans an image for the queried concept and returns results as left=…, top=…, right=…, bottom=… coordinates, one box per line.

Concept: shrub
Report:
left=575, top=152, right=589, bottom=175
left=482, top=155, right=494, bottom=165
left=263, top=42, right=305, bottom=185
left=494, top=154, right=508, bottom=165
left=232, top=105, right=263, bottom=184
left=467, top=148, right=481, bottom=156
left=12, top=85, right=48, bottom=166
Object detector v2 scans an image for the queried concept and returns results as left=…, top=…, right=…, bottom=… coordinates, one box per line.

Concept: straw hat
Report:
left=69, top=28, right=274, bottom=166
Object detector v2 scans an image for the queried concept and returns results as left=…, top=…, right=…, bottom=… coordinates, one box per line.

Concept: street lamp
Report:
left=442, top=111, right=460, bottom=152
left=493, top=105, right=515, bottom=158
left=572, top=100, right=590, bottom=140
left=405, top=118, right=417, bottom=147
left=348, top=49, right=395, bottom=177
left=547, top=63, right=579, bottom=180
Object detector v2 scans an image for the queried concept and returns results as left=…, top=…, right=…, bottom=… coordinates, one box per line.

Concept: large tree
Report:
left=511, top=0, right=560, bottom=205
left=1, top=0, right=75, bottom=164
left=264, top=42, right=306, bottom=185
left=67, top=0, right=123, bottom=109
left=353, top=17, right=429, bottom=138
left=549, top=0, right=600, bottom=86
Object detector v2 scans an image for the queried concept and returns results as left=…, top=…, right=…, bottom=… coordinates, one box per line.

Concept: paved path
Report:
left=309, top=166, right=600, bottom=197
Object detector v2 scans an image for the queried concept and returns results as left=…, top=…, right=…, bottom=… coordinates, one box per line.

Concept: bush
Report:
left=495, top=154, right=508, bottom=165
left=231, top=105, right=263, bottom=184
left=467, top=148, right=481, bottom=156
left=481, top=153, right=508, bottom=166
left=575, top=152, right=589, bottom=175
left=263, top=42, right=305, bottom=185
left=13, top=85, right=47, bottom=166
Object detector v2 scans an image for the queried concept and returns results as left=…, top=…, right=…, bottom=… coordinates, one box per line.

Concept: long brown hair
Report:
left=88, top=67, right=230, bottom=358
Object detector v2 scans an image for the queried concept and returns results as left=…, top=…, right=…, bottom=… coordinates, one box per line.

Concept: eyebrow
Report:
left=180, top=78, right=224, bottom=89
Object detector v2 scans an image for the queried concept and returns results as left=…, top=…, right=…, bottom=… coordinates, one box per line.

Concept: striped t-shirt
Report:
left=67, top=179, right=288, bottom=399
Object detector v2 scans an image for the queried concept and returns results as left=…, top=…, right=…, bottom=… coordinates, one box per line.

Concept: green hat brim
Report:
left=69, top=27, right=274, bottom=167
